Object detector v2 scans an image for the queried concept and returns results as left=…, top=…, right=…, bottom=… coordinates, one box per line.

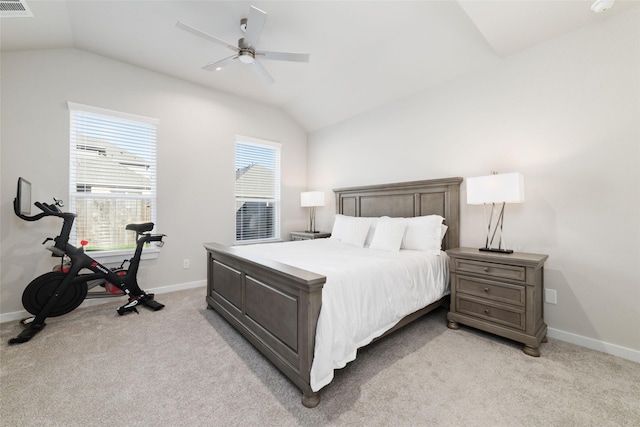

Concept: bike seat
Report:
left=125, top=222, right=155, bottom=233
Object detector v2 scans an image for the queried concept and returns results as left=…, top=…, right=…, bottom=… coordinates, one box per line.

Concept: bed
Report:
left=204, top=177, right=462, bottom=407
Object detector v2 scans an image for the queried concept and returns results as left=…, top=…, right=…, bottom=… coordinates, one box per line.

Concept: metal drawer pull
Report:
left=484, top=309, right=490, bottom=315
left=483, top=287, right=489, bottom=292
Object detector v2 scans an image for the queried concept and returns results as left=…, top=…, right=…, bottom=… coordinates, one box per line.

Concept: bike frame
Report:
left=49, top=220, right=163, bottom=295
left=49, top=231, right=163, bottom=298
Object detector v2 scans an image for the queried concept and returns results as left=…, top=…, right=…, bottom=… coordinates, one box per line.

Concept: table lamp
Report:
left=467, top=172, right=524, bottom=254
left=300, top=191, right=325, bottom=233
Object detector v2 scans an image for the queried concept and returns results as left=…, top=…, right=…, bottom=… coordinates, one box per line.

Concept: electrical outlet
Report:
left=545, top=289, right=557, bottom=305
left=183, top=259, right=190, bottom=269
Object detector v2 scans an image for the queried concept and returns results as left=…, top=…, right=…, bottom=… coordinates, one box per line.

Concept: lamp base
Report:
left=479, top=247, right=514, bottom=254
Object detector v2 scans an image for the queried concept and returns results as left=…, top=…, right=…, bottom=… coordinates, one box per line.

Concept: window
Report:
left=68, top=102, right=157, bottom=254
left=235, top=136, right=281, bottom=243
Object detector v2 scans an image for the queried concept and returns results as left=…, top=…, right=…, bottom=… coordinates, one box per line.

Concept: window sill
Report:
left=87, top=247, right=160, bottom=265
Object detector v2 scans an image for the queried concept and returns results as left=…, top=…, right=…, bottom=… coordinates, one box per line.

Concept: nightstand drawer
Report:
left=455, top=276, right=525, bottom=306
left=454, top=259, right=526, bottom=282
left=457, top=296, right=525, bottom=330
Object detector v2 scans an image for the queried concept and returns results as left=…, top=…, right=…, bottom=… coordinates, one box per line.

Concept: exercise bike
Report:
left=9, top=177, right=166, bottom=345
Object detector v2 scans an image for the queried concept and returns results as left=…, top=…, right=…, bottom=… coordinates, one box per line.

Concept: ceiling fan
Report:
left=176, top=5, right=310, bottom=84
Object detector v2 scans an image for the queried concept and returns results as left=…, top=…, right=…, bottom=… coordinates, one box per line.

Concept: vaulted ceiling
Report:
left=2, top=1, right=637, bottom=132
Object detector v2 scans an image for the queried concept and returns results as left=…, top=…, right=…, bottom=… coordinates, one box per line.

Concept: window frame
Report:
left=68, top=102, right=159, bottom=264
left=234, top=135, right=282, bottom=244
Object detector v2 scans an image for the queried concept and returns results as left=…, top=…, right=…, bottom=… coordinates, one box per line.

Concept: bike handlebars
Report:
left=13, top=197, right=76, bottom=222
left=14, top=190, right=163, bottom=253
left=13, top=198, right=47, bottom=222
left=34, top=201, right=76, bottom=220
left=15, top=196, right=78, bottom=254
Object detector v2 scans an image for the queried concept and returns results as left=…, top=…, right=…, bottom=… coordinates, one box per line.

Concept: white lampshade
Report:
left=300, top=191, right=325, bottom=207
left=467, top=173, right=525, bottom=205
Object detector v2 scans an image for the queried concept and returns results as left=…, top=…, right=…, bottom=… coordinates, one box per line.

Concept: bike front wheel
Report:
left=22, top=272, right=88, bottom=317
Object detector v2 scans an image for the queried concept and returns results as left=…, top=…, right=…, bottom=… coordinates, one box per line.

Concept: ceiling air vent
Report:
left=0, top=0, right=33, bottom=18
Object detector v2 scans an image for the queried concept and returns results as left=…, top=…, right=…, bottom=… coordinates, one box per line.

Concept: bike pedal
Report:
left=117, top=305, right=139, bottom=315
left=117, top=298, right=141, bottom=315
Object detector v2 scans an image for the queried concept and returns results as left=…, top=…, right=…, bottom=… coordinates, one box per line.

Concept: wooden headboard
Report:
left=333, top=177, right=462, bottom=251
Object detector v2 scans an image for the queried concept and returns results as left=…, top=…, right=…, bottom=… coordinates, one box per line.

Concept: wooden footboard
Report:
left=204, top=242, right=326, bottom=407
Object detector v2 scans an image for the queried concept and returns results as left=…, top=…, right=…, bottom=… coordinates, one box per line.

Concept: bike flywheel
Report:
left=22, top=272, right=88, bottom=317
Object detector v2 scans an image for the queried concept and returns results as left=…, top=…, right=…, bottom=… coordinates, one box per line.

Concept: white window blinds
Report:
left=68, top=102, right=158, bottom=251
left=235, top=137, right=281, bottom=243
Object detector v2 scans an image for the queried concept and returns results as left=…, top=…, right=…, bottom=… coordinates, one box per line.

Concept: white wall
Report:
left=0, top=48, right=309, bottom=316
left=308, top=10, right=640, bottom=358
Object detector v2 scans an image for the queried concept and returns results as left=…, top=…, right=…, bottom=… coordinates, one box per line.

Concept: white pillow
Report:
left=440, top=224, right=448, bottom=242
left=331, top=215, right=378, bottom=244
left=369, top=217, right=407, bottom=251
left=330, top=214, right=349, bottom=240
left=401, top=215, right=445, bottom=253
left=364, top=217, right=379, bottom=245
left=341, top=217, right=374, bottom=247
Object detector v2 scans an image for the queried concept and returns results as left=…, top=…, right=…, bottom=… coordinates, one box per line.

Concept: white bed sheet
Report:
left=234, top=239, right=449, bottom=392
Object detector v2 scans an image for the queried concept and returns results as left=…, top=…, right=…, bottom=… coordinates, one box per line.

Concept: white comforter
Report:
left=234, top=239, right=449, bottom=392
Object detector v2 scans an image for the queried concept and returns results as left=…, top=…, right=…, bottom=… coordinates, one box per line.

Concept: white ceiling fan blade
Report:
left=243, top=6, right=267, bottom=48
left=176, top=21, right=239, bottom=52
left=202, top=54, right=238, bottom=71
left=257, top=51, right=310, bottom=63
left=251, top=60, right=275, bottom=84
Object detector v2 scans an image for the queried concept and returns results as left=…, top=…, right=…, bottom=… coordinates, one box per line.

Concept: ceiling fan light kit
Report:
left=239, top=50, right=255, bottom=64
left=176, top=5, right=310, bottom=84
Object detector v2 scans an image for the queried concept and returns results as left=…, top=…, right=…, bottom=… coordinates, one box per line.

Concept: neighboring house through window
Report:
left=68, top=102, right=157, bottom=256
left=235, top=136, right=281, bottom=243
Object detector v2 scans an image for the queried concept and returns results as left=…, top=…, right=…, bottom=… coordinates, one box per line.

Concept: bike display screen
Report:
left=17, top=177, right=32, bottom=216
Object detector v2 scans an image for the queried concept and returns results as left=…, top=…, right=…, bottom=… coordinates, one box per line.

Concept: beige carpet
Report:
left=1, top=286, right=638, bottom=426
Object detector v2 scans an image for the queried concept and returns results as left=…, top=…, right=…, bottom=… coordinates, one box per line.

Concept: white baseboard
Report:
left=547, top=327, right=640, bottom=364
left=0, top=280, right=206, bottom=324
left=146, top=279, right=206, bottom=296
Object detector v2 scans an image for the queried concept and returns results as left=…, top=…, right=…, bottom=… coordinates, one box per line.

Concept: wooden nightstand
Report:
left=290, top=231, right=331, bottom=241
left=446, top=247, right=548, bottom=357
